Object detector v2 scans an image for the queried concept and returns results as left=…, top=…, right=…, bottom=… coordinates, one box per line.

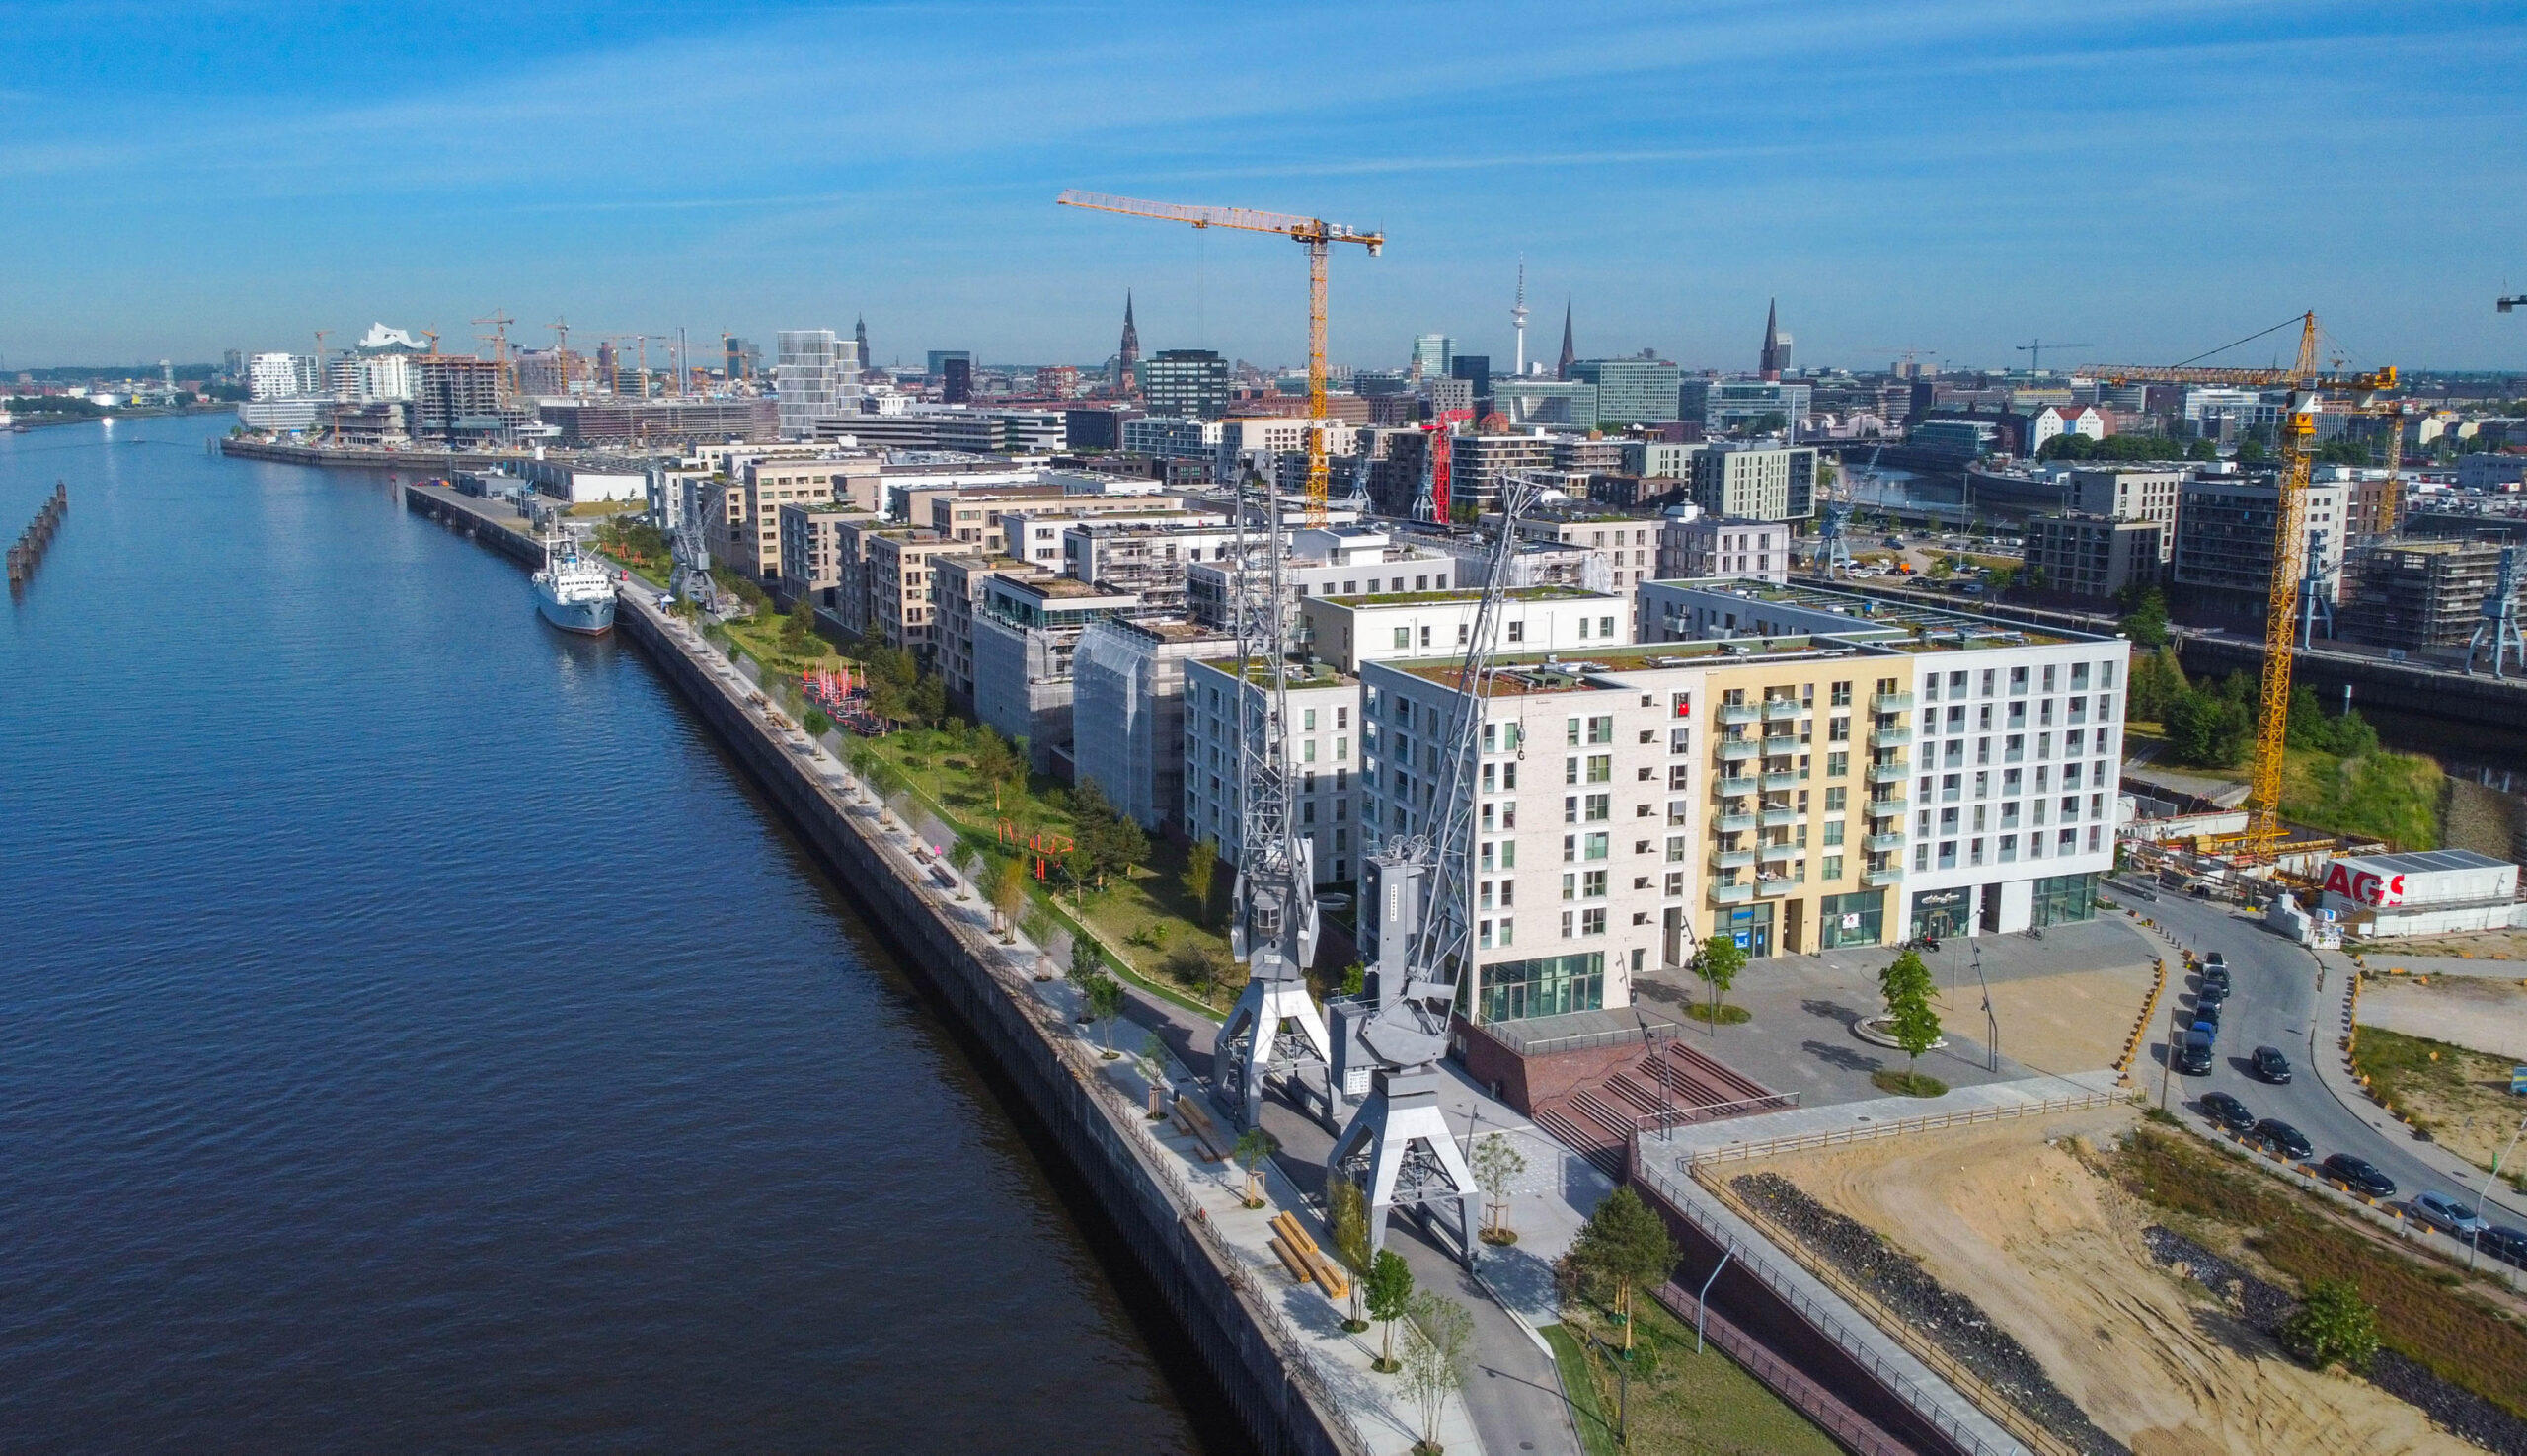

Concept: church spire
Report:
left=1556, top=302, right=1575, bottom=380
left=1116, top=291, right=1141, bottom=390
left=1759, top=297, right=1783, bottom=381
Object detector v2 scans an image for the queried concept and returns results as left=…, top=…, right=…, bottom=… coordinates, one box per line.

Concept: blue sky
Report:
left=5, top=1, right=2524, bottom=372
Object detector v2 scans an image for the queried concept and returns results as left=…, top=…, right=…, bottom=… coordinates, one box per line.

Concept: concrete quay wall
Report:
left=613, top=594, right=1361, bottom=1456
left=402, top=484, right=547, bottom=569
left=221, top=437, right=531, bottom=474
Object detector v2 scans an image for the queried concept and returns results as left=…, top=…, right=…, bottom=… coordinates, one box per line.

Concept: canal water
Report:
left=0, top=416, right=1218, bottom=1452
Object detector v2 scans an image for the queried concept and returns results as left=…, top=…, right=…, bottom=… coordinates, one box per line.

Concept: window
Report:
left=1825, top=786, right=1847, bottom=811
left=1831, top=680, right=1852, bottom=707
left=1586, top=754, right=1612, bottom=783
left=1583, top=832, right=1608, bottom=860
left=1584, top=794, right=1610, bottom=821
left=1582, top=869, right=1607, bottom=898
left=1599, top=616, right=1615, bottom=637
left=1393, top=627, right=1410, bottom=649
left=1582, top=907, right=1608, bottom=936
left=1587, top=716, right=1614, bottom=744
left=1829, top=717, right=1851, bottom=742
left=1476, top=951, right=1603, bottom=1022
left=1566, top=717, right=1582, bottom=746
left=1561, top=873, right=1577, bottom=902
left=1823, top=855, right=1843, bottom=880
left=1507, top=621, right=1524, bottom=643
left=1823, top=820, right=1845, bottom=846
left=1337, top=737, right=1348, bottom=761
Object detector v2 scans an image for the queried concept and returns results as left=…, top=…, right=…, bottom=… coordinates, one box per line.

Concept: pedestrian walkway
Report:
left=2340, top=950, right=2527, bottom=981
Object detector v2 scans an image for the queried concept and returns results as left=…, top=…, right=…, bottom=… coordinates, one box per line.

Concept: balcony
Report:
left=1867, top=795, right=1907, bottom=818
left=1865, top=866, right=1906, bottom=886
left=1761, top=770, right=1801, bottom=792
left=1758, top=806, right=1800, bottom=828
left=1873, top=690, right=1915, bottom=713
left=1715, top=812, right=1756, bottom=834
left=1763, top=699, right=1802, bottom=722
left=1754, top=876, right=1797, bottom=898
left=1717, top=776, right=1759, bottom=797
left=1868, top=762, right=1909, bottom=785
left=1712, top=848, right=1756, bottom=871
left=1866, top=831, right=1905, bottom=853
left=1718, top=703, right=1759, bottom=726
left=1870, top=727, right=1913, bottom=749
left=1756, top=841, right=1798, bottom=862
left=1711, top=881, right=1754, bottom=905
left=1717, top=739, right=1759, bottom=761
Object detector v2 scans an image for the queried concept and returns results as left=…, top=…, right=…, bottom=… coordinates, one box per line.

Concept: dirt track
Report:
left=1759, top=1112, right=2468, bottom=1455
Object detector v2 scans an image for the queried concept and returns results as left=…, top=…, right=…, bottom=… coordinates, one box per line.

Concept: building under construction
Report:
left=2338, top=538, right=2522, bottom=651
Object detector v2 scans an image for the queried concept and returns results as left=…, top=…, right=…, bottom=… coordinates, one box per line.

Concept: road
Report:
left=2135, top=889, right=2527, bottom=1237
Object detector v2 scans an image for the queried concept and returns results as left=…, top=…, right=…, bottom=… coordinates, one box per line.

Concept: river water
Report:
left=0, top=416, right=1216, bottom=1452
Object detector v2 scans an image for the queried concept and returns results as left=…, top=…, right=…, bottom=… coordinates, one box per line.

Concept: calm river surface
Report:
left=0, top=416, right=1217, bottom=1453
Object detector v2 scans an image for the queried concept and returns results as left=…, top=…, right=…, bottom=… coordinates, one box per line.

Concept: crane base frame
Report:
left=1218, top=976, right=1337, bottom=1130
left=1327, top=1068, right=1479, bottom=1267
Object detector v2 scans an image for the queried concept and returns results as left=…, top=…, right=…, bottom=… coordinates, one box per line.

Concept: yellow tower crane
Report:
left=2090, top=313, right=2397, bottom=863
left=1056, top=190, right=1384, bottom=525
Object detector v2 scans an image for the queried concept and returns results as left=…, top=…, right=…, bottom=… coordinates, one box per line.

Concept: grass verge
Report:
left=1553, top=1290, right=1841, bottom=1456
left=2107, top=1125, right=2527, bottom=1418
left=2282, top=747, right=2443, bottom=850
left=1871, top=1069, right=1948, bottom=1097
left=2348, top=1023, right=2527, bottom=1189
left=1684, top=1002, right=1752, bottom=1025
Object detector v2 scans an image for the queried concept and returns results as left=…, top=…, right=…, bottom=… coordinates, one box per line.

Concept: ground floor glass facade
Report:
left=1719, top=902, right=1775, bottom=958
left=1478, top=951, right=1605, bottom=1023
left=1818, top=889, right=1885, bottom=951
left=2031, top=871, right=2101, bottom=929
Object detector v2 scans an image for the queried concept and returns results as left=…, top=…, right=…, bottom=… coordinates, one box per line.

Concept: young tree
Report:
left=991, top=855, right=1030, bottom=941
left=1879, top=947, right=1944, bottom=1088
left=1232, top=1126, right=1277, bottom=1208
left=1691, top=931, right=1748, bottom=1026
left=1184, top=838, right=1221, bottom=923
left=970, top=728, right=1020, bottom=810
left=2281, top=1277, right=2379, bottom=1372
left=1084, top=969, right=1126, bottom=1054
left=1470, top=1132, right=1529, bottom=1245
left=2118, top=587, right=2171, bottom=649
left=1400, top=1292, right=1477, bottom=1454
left=1327, top=1179, right=1374, bottom=1331
left=781, top=599, right=817, bottom=654
left=1364, top=1249, right=1416, bottom=1372
left=1561, top=1187, right=1678, bottom=1355
left=1139, top=1029, right=1173, bottom=1117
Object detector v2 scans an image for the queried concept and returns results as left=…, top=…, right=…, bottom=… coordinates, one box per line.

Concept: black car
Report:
left=2480, top=1226, right=2527, bottom=1270
left=2193, top=1000, right=2224, bottom=1031
left=2177, top=1031, right=2215, bottom=1076
left=2322, top=1152, right=2397, bottom=1198
left=2251, top=1118, right=2314, bottom=1161
left=2197, top=980, right=2231, bottom=1007
left=2251, top=1045, right=2292, bottom=1084
left=2200, top=1091, right=2256, bottom=1134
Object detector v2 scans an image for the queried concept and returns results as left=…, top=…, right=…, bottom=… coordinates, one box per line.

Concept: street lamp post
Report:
left=2469, top=1112, right=2527, bottom=1273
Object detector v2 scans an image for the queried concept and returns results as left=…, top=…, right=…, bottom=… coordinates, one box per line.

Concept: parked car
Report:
left=2321, top=1153, right=2397, bottom=1198
left=2479, top=1225, right=2527, bottom=1269
left=1883, top=535, right=1905, bottom=548
left=2196, top=982, right=2230, bottom=1011
left=2200, top=1091, right=2256, bottom=1134
left=2250, top=1045, right=2292, bottom=1084
left=2177, top=1031, right=2215, bottom=1076
left=2412, top=1191, right=2490, bottom=1239
left=2203, top=952, right=2227, bottom=972
left=2191, top=1013, right=2220, bottom=1040
left=2201, top=964, right=2231, bottom=993
left=2249, top=1119, right=2314, bottom=1160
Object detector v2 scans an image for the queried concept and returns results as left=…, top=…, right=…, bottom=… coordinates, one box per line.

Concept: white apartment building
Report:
left=1656, top=516, right=1792, bottom=581
left=1180, top=658, right=1362, bottom=884
left=1637, top=580, right=2128, bottom=944
left=1299, top=587, right=1632, bottom=673
left=249, top=352, right=316, bottom=400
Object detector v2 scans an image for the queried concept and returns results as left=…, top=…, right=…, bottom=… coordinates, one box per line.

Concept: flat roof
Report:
left=1649, top=579, right=2087, bottom=648
left=1321, top=584, right=1604, bottom=608
left=2340, top=848, right=2512, bottom=875
left=1383, top=636, right=1857, bottom=694
left=1190, top=655, right=1351, bottom=687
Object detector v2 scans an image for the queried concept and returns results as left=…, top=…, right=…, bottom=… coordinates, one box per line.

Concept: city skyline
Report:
left=4, top=2, right=2524, bottom=370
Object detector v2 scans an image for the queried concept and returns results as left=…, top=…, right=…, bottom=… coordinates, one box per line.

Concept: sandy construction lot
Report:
left=1972, top=962, right=2161, bottom=1074
left=2358, top=974, right=2527, bottom=1065
left=1756, top=1114, right=2466, bottom=1455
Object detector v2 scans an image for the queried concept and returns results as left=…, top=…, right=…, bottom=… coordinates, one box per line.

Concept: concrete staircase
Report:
left=1533, top=1040, right=1784, bottom=1177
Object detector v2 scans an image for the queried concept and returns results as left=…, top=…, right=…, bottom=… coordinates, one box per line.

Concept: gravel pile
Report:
left=1733, top=1172, right=2125, bottom=1456
left=2142, top=1224, right=2527, bottom=1455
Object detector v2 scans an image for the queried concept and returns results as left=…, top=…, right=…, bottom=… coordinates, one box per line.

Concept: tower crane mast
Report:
left=1056, top=190, right=1383, bottom=526
left=2090, top=313, right=2397, bottom=863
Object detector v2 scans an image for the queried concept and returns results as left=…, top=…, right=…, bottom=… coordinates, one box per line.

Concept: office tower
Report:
left=942, top=356, right=973, bottom=404
left=1140, top=348, right=1229, bottom=420
left=775, top=330, right=852, bottom=439
left=1409, top=333, right=1452, bottom=382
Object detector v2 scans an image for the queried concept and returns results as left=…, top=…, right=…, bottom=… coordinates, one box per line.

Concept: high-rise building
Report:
left=248, top=352, right=313, bottom=400
left=726, top=336, right=760, bottom=382
left=926, top=349, right=972, bottom=380
left=776, top=330, right=859, bottom=439
left=1409, top=333, right=1452, bottom=383
left=1568, top=357, right=1681, bottom=427
left=942, top=357, right=973, bottom=405
left=1449, top=354, right=1492, bottom=421
left=221, top=348, right=244, bottom=382
left=1116, top=292, right=1141, bottom=389
left=1139, top=348, right=1229, bottom=421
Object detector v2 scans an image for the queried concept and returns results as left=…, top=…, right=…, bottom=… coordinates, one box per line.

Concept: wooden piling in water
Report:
left=9, top=481, right=68, bottom=586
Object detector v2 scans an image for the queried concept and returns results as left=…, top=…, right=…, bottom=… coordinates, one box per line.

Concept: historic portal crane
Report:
left=1055, top=191, right=1383, bottom=526
left=1326, top=473, right=1546, bottom=1264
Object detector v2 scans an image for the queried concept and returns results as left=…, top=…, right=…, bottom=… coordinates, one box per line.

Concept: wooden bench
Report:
left=1270, top=1210, right=1351, bottom=1300
left=1170, top=1096, right=1233, bottom=1163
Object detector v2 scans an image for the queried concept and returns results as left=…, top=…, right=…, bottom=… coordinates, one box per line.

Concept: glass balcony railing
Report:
left=1717, top=703, right=1759, bottom=726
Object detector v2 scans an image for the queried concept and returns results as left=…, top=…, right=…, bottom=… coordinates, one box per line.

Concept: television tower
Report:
left=1510, top=256, right=1529, bottom=376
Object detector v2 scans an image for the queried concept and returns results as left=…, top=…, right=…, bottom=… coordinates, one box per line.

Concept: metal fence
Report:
left=1674, top=1089, right=2125, bottom=1167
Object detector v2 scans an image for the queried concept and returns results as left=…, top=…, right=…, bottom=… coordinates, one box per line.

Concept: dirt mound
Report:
left=1756, top=1114, right=2469, bottom=1454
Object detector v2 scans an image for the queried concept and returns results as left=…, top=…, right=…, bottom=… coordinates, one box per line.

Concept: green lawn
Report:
left=2282, top=747, right=2442, bottom=850
left=1551, top=1290, right=1840, bottom=1456
left=849, top=725, right=1240, bottom=1017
